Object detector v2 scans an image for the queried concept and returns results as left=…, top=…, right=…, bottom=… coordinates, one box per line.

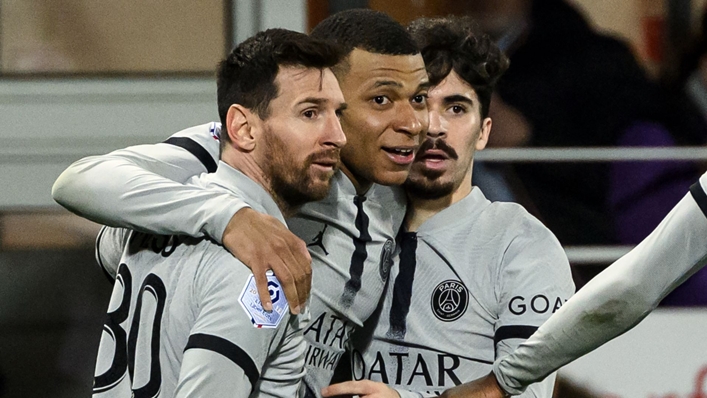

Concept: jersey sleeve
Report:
left=493, top=175, right=707, bottom=395
left=95, top=226, right=131, bottom=281
left=494, top=217, right=575, bottom=397
left=256, top=309, right=308, bottom=397
left=175, top=252, right=304, bottom=397
left=52, top=123, right=247, bottom=243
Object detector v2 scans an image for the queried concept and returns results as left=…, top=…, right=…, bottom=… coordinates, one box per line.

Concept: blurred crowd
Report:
left=462, top=0, right=707, bottom=306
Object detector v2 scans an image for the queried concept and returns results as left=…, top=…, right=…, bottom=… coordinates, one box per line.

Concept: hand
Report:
left=322, top=380, right=400, bottom=398
left=440, top=373, right=509, bottom=398
left=222, top=207, right=312, bottom=314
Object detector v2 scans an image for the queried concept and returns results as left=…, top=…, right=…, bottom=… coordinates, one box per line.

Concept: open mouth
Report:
left=382, top=146, right=416, bottom=165
left=418, top=153, right=448, bottom=162
left=419, top=154, right=447, bottom=161
left=416, top=149, right=452, bottom=169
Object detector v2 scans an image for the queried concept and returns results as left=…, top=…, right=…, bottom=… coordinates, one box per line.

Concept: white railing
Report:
left=472, top=147, right=707, bottom=265
left=475, top=147, right=707, bottom=162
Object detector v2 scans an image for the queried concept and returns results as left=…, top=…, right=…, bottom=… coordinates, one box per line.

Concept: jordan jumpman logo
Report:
left=307, top=224, right=329, bottom=255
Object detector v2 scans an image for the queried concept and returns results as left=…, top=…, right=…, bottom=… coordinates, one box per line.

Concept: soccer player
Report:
left=87, top=29, right=347, bottom=397
left=320, top=17, right=575, bottom=398
left=436, top=174, right=707, bottom=397
left=52, top=10, right=429, bottom=398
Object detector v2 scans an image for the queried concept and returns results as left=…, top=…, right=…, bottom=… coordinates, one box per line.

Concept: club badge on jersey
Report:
left=431, top=280, right=469, bottom=322
left=239, top=274, right=288, bottom=328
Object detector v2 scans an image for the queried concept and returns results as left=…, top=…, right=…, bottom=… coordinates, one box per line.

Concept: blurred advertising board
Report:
left=559, top=308, right=707, bottom=397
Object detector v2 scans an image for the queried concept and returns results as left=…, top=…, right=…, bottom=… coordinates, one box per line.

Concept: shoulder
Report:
left=483, top=205, right=574, bottom=297
left=164, top=122, right=221, bottom=172
left=196, top=242, right=248, bottom=280
left=170, top=122, right=221, bottom=141
left=480, top=202, right=566, bottom=264
left=480, top=201, right=552, bottom=239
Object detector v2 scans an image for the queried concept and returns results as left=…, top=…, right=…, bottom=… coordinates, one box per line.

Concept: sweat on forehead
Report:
left=310, top=9, right=419, bottom=57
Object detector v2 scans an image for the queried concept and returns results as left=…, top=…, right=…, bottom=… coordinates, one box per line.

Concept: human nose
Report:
left=393, top=102, right=426, bottom=138
left=427, top=110, right=446, bottom=139
left=322, top=113, right=347, bottom=149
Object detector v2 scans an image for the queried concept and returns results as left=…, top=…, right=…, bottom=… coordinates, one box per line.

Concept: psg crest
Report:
left=431, top=280, right=469, bottom=321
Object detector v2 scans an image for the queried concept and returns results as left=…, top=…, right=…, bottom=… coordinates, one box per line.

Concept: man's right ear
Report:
left=225, top=104, right=257, bottom=152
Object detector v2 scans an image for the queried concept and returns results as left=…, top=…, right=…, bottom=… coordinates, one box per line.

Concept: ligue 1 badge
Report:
left=239, top=273, right=288, bottom=328
left=431, top=280, right=469, bottom=322
left=209, top=122, right=221, bottom=140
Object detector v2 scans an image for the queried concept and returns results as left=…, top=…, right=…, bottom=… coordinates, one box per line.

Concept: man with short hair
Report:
left=321, top=17, right=574, bottom=398
left=53, top=9, right=429, bottom=398
left=86, top=28, right=346, bottom=397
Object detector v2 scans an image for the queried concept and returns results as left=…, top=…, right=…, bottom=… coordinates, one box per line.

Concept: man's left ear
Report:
left=476, top=117, right=492, bottom=150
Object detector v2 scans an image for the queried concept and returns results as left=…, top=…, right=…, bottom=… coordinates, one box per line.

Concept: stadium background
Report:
left=0, top=0, right=706, bottom=396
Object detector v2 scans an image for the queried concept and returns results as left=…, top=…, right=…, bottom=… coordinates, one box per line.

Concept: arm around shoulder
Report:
left=52, top=124, right=247, bottom=240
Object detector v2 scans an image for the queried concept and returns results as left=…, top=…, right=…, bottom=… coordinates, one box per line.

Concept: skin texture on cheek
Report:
left=333, top=49, right=429, bottom=192
left=338, top=108, right=384, bottom=189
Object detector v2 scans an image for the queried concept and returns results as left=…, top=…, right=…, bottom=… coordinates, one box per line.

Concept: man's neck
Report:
left=405, top=178, right=473, bottom=232
left=340, top=163, right=373, bottom=195
left=221, top=151, right=298, bottom=218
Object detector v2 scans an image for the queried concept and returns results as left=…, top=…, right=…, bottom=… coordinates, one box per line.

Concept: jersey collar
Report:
left=417, top=187, right=490, bottom=234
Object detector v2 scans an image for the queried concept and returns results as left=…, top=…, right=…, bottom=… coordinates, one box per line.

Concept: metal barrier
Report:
left=473, top=146, right=707, bottom=264
left=475, top=147, right=707, bottom=162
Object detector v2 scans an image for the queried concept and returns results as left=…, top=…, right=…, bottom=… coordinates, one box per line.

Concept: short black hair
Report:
left=311, top=9, right=418, bottom=58
left=217, top=28, right=341, bottom=127
left=408, top=16, right=509, bottom=118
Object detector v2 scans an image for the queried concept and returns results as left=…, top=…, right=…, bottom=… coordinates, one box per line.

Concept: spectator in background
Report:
left=673, top=6, right=707, bottom=146
left=460, top=0, right=701, bottom=241
left=473, top=0, right=702, bottom=245
left=461, top=0, right=707, bottom=304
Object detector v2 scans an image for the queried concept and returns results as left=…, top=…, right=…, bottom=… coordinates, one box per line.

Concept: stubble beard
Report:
left=403, top=138, right=458, bottom=200
left=263, top=127, right=336, bottom=210
left=404, top=169, right=456, bottom=200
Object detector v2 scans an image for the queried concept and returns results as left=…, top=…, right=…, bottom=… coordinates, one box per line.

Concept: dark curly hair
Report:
left=217, top=28, right=341, bottom=126
left=408, top=16, right=509, bottom=118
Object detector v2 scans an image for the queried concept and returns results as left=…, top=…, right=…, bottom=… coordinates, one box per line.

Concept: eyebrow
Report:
left=371, top=80, right=403, bottom=89
left=297, top=97, right=328, bottom=106
left=417, top=81, right=431, bottom=92
left=443, top=94, right=474, bottom=106
left=298, top=97, right=348, bottom=111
